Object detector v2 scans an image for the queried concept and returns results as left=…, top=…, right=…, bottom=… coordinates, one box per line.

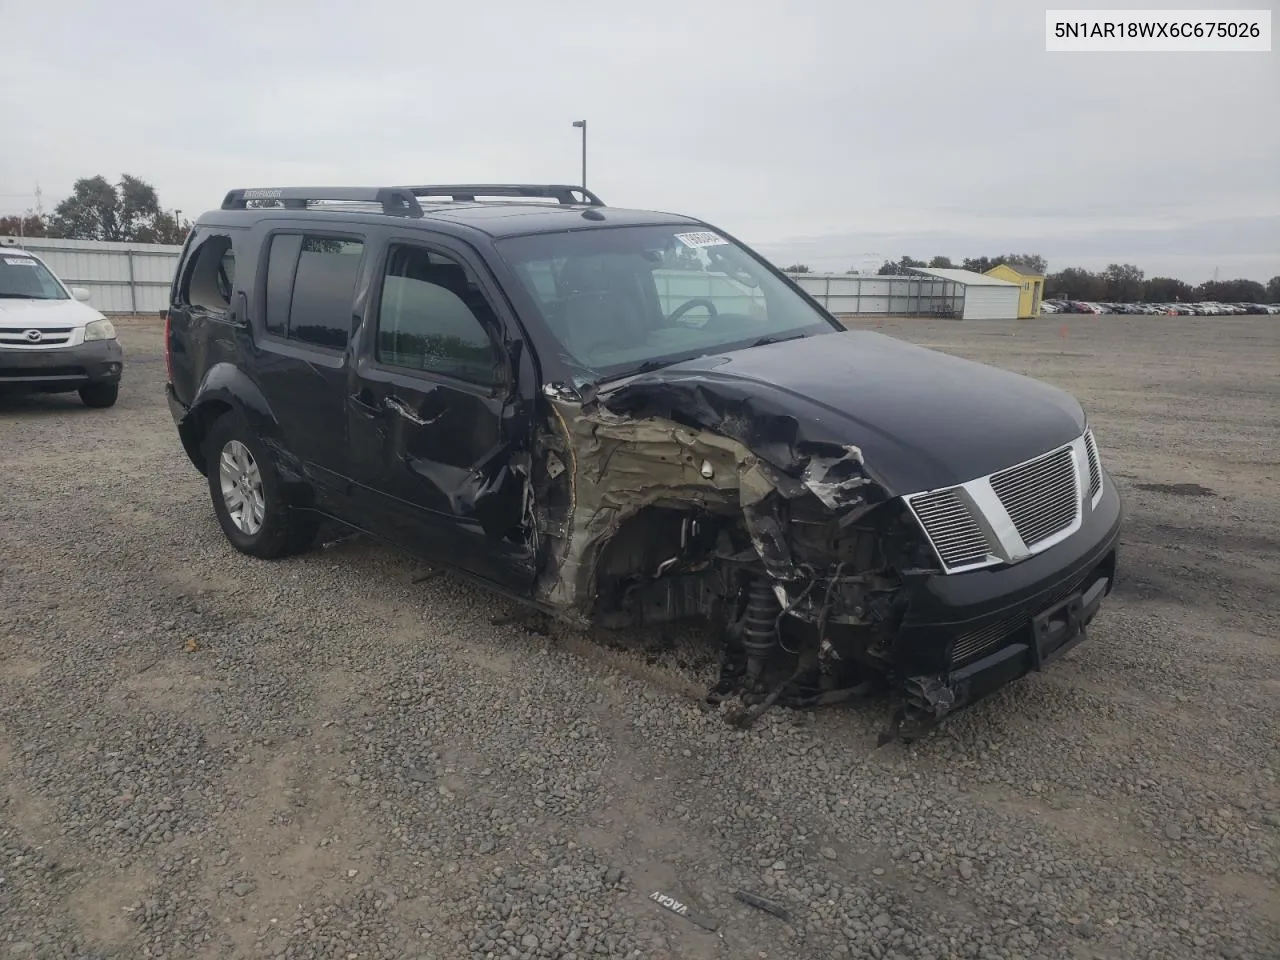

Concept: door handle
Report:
left=350, top=388, right=381, bottom=415
left=383, top=395, right=440, bottom=426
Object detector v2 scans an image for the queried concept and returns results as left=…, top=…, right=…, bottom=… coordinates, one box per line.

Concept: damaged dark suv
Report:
left=165, top=184, right=1121, bottom=739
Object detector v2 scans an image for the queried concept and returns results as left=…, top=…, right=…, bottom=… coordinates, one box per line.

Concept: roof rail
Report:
left=220, top=187, right=424, bottom=217
left=401, top=184, right=604, bottom=206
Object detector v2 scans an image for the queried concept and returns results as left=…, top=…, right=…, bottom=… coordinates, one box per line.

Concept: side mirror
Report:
left=71, top=287, right=91, bottom=302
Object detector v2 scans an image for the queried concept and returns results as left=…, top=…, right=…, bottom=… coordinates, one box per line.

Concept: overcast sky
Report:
left=1, top=0, right=1275, bottom=283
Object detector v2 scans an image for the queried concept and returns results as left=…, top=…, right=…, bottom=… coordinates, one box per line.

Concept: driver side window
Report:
left=375, top=245, right=503, bottom=387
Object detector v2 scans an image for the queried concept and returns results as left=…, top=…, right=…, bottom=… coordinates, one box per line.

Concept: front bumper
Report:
left=0, top=339, right=124, bottom=391
left=892, top=469, right=1122, bottom=709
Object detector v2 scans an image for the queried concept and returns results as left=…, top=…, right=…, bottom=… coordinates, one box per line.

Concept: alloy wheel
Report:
left=218, top=440, right=265, bottom=535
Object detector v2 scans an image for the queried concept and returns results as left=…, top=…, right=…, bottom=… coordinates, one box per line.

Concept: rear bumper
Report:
left=891, top=470, right=1122, bottom=711
left=166, top=383, right=208, bottom=475
left=166, top=381, right=189, bottom=424
left=0, top=339, right=124, bottom=391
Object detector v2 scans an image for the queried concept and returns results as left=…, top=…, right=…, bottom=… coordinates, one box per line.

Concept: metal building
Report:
left=787, top=273, right=962, bottom=317
left=905, top=267, right=1021, bottom=320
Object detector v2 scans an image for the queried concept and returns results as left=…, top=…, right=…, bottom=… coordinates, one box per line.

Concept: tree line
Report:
left=0, top=174, right=189, bottom=245
left=782, top=255, right=1279, bottom=304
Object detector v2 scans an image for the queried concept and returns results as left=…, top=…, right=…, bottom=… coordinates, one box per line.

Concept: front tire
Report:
left=79, top=382, right=119, bottom=408
left=204, top=413, right=317, bottom=559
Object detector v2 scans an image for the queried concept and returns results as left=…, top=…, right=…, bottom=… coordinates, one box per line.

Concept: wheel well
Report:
left=179, top=399, right=234, bottom=475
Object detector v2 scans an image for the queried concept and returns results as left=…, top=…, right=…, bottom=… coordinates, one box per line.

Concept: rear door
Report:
left=166, top=226, right=241, bottom=405
left=250, top=224, right=369, bottom=501
left=346, top=233, right=536, bottom=589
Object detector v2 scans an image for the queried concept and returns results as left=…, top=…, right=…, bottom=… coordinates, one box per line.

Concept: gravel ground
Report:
left=1, top=314, right=1277, bottom=960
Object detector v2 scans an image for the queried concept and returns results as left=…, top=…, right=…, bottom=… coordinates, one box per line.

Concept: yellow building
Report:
left=985, top=263, right=1044, bottom=318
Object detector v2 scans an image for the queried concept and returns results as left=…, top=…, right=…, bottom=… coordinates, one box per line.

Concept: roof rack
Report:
left=220, top=187, right=424, bottom=217
left=401, top=184, right=604, bottom=206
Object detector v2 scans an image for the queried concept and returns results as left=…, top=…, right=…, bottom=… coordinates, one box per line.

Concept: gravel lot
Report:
left=2, top=314, right=1277, bottom=960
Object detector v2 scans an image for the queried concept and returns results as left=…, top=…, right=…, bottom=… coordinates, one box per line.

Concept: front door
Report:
left=346, top=236, right=536, bottom=590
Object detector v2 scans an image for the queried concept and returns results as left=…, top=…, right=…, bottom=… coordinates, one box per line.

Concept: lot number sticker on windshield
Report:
left=4, top=257, right=37, bottom=266
left=674, top=231, right=728, bottom=249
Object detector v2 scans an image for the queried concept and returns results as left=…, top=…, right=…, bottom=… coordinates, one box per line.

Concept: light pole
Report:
left=571, top=120, right=586, bottom=190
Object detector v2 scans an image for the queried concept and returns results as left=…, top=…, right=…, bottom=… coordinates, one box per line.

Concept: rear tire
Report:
left=204, top=413, right=318, bottom=559
left=79, top=382, right=119, bottom=408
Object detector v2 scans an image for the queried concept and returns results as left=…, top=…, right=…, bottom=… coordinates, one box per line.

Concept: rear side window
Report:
left=264, top=235, right=301, bottom=336
left=264, top=233, right=365, bottom=350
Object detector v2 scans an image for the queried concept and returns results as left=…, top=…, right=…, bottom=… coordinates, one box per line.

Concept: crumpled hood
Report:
left=0, top=297, right=103, bottom=329
left=599, top=329, right=1086, bottom=494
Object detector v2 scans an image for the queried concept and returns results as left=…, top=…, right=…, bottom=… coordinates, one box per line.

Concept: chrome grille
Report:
left=951, top=612, right=1024, bottom=664
left=908, top=488, right=990, bottom=569
left=0, top=326, right=74, bottom=347
left=949, top=566, right=1093, bottom=666
left=1083, top=431, right=1102, bottom=499
left=990, top=446, right=1079, bottom=548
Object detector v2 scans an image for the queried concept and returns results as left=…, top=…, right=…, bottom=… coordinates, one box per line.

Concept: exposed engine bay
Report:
left=527, top=377, right=946, bottom=738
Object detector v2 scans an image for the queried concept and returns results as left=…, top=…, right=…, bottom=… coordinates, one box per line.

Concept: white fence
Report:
left=0, top=236, right=182, bottom=314
left=0, top=237, right=962, bottom=318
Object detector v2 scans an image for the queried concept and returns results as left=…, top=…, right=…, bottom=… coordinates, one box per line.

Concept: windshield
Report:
left=495, top=224, right=837, bottom=384
left=0, top=253, right=69, bottom=300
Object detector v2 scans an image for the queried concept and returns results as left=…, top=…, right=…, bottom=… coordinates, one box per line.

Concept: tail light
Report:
left=161, top=309, right=173, bottom=383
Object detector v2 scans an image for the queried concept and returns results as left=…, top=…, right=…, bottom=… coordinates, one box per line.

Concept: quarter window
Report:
left=375, top=245, right=500, bottom=386
left=264, top=233, right=365, bottom=349
left=181, top=234, right=235, bottom=314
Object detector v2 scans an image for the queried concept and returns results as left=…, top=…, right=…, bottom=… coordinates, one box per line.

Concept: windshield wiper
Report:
left=0, top=293, right=48, bottom=299
left=749, top=333, right=806, bottom=348
left=628, top=358, right=677, bottom=376
left=594, top=358, right=679, bottom=386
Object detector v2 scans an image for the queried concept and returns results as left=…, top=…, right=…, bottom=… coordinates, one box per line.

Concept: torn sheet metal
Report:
left=596, top=376, right=891, bottom=518
left=536, top=395, right=776, bottom=613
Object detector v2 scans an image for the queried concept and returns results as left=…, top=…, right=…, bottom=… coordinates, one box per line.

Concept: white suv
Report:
left=0, top=246, right=123, bottom=407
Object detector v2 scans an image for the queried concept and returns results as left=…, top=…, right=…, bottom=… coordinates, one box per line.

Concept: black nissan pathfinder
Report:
left=164, top=184, right=1122, bottom=740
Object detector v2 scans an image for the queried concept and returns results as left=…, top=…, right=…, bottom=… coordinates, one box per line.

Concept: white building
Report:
left=905, top=267, right=1021, bottom=320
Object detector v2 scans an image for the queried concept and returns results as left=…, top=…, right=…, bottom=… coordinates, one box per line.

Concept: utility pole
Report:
left=571, top=120, right=587, bottom=190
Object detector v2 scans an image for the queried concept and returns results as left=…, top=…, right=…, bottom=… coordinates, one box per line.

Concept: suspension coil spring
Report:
left=742, top=578, right=780, bottom=660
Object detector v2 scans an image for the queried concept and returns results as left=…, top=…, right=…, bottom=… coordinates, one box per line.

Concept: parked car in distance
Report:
left=0, top=246, right=124, bottom=407
left=165, top=182, right=1122, bottom=742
